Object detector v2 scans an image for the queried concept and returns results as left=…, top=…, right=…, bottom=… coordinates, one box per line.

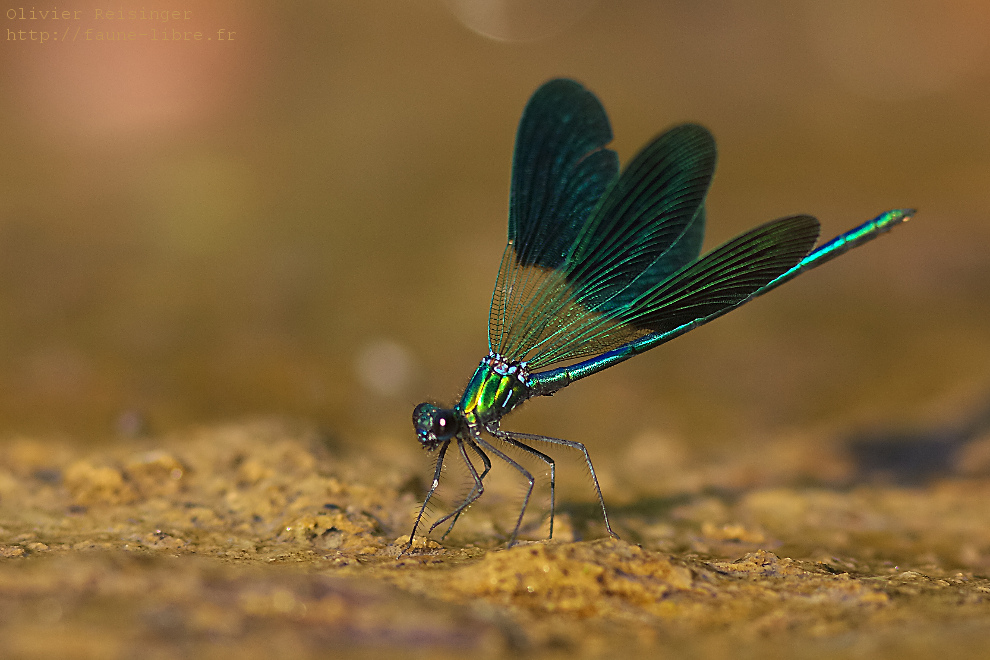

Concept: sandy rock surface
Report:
left=3, top=419, right=990, bottom=659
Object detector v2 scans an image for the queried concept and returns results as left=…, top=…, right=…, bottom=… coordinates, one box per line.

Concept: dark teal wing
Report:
left=530, top=211, right=911, bottom=394
left=627, top=215, right=820, bottom=332
left=564, top=123, right=714, bottom=312
left=491, top=82, right=718, bottom=365
left=491, top=78, right=619, bottom=355
left=521, top=215, right=820, bottom=369
left=507, top=78, right=619, bottom=270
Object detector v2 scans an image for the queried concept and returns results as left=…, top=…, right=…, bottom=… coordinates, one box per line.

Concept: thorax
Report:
left=457, top=354, right=531, bottom=426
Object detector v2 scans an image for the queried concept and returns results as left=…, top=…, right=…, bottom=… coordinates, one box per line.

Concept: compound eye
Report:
left=412, top=403, right=458, bottom=447
left=432, top=410, right=458, bottom=439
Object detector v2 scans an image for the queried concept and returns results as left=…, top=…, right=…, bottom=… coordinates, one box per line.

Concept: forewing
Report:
left=490, top=79, right=618, bottom=355
left=565, top=123, right=716, bottom=311
left=508, top=78, right=619, bottom=269
left=493, top=121, right=718, bottom=365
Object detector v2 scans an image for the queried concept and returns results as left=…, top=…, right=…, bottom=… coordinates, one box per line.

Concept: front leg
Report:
left=407, top=440, right=452, bottom=549
left=428, top=438, right=490, bottom=539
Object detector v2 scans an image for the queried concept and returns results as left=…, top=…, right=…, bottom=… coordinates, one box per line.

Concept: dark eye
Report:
left=433, top=410, right=458, bottom=438
left=413, top=403, right=459, bottom=447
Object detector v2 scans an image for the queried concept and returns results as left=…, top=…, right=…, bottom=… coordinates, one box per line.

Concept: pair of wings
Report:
left=488, top=79, right=820, bottom=370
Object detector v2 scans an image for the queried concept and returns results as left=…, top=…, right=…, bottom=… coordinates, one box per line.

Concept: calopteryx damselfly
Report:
left=411, top=78, right=913, bottom=546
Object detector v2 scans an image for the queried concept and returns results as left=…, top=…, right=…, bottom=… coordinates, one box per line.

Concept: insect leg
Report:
left=491, top=429, right=557, bottom=539
left=437, top=440, right=493, bottom=538
left=498, top=430, right=617, bottom=539
left=407, top=440, right=451, bottom=548
left=428, top=437, right=490, bottom=539
left=471, top=429, right=536, bottom=546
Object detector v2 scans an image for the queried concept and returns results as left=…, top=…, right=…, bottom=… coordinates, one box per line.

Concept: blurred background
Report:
left=0, top=1, right=987, bottom=473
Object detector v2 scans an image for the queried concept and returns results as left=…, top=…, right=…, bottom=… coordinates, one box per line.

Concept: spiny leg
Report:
left=471, top=440, right=493, bottom=481
left=428, top=438, right=490, bottom=539
left=439, top=440, right=493, bottom=535
left=407, top=440, right=451, bottom=548
left=471, top=429, right=536, bottom=546
left=491, top=429, right=557, bottom=539
left=499, top=430, right=617, bottom=539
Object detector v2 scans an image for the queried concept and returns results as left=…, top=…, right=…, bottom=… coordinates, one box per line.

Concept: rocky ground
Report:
left=3, top=418, right=990, bottom=659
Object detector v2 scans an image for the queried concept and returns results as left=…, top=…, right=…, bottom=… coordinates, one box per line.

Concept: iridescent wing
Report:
left=526, top=215, right=820, bottom=367
left=490, top=79, right=722, bottom=367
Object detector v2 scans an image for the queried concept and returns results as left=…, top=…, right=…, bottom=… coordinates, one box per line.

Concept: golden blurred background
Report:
left=0, top=0, right=987, bottom=465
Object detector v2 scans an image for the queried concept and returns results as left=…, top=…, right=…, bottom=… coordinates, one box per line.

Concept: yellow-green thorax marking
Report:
left=457, top=354, right=530, bottom=427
